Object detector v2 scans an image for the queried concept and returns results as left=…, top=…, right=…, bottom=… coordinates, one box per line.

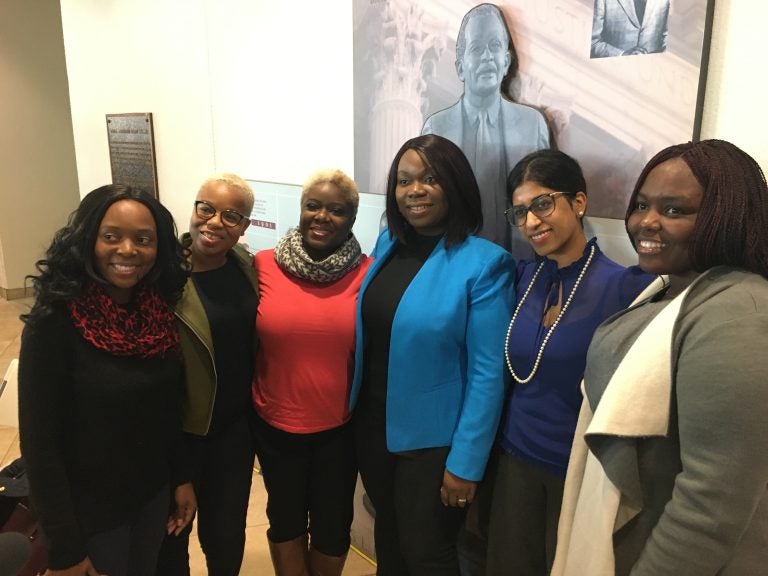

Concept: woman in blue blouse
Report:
left=485, top=150, right=657, bottom=575
left=351, top=134, right=514, bottom=576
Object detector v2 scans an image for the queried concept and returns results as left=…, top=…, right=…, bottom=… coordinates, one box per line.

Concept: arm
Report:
left=167, top=430, right=196, bottom=535
left=18, top=316, right=88, bottom=570
left=630, top=309, right=768, bottom=574
left=444, top=251, right=515, bottom=482
left=591, top=0, right=626, bottom=58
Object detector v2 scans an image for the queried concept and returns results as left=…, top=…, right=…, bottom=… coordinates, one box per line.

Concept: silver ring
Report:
left=458, top=498, right=467, bottom=504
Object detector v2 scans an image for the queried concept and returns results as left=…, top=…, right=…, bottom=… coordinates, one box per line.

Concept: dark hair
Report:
left=624, top=139, right=768, bottom=278
left=507, top=149, right=587, bottom=200
left=385, top=134, right=482, bottom=248
left=23, top=185, right=190, bottom=325
left=456, top=3, right=519, bottom=89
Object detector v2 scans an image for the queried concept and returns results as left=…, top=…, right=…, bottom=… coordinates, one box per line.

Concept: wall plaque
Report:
left=106, top=112, right=159, bottom=198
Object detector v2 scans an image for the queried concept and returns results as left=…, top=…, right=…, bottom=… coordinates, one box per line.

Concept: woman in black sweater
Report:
left=18, top=185, right=195, bottom=576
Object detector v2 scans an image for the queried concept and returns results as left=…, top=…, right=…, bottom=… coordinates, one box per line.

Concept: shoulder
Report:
left=21, top=305, right=72, bottom=346
left=500, top=99, right=547, bottom=124
left=338, top=254, right=372, bottom=284
left=230, top=242, right=253, bottom=266
left=670, top=268, right=768, bottom=354
left=254, top=248, right=276, bottom=265
left=684, top=267, right=768, bottom=319
left=372, top=229, right=396, bottom=257
left=336, top=255, right=372, bottom=289
left=446, top=236, right=514, bottom=269
left=591, top=251, right=654, bottom=284
left=359, top=254, right=373, bottom=271
left=423, top=101, right=461, bottom=127
left=253, top=249, right=280, bottom=282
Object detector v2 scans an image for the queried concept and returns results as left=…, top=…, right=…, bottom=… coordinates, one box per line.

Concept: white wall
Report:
left=700, top=0, right=768, bottom=167
left=60, top=0, right=354, bottom=236
left=60, top=0, right=215, bottom=229
left=0, top=0, right=80, bottom=295
left=59, top=0, right=768, bottom=261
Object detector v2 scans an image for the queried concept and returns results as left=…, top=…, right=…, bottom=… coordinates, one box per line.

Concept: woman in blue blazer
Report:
left=351, top=134, right=515, bottom=575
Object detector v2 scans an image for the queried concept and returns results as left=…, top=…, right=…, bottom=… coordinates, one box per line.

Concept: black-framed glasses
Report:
left=194, top=200, right=249, bottom=228
left=505, top=192, right=574, bottom=227
left=467, top=38, right=506, bottom=58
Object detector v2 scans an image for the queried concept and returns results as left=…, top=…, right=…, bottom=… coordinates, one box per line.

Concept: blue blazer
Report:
left=351, top=230, right=515, bottom=480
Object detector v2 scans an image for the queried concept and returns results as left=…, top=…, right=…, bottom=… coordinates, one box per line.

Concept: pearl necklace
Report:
left=505, top=244, right=596, bottom=384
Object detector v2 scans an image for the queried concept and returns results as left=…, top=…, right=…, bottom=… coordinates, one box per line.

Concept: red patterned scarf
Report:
left=67, top=282, right=179, bottom=358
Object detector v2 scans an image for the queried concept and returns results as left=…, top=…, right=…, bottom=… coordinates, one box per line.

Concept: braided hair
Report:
left=625, top=139, right=768, bottom=278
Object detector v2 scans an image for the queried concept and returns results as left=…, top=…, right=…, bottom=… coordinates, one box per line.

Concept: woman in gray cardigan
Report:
left=553, top=139, right=768, bottom=576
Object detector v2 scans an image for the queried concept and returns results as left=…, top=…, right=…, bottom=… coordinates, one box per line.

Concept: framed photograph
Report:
left=106, top=112, right=159, bottom=198
left=353, top=0, right=715, bottom=225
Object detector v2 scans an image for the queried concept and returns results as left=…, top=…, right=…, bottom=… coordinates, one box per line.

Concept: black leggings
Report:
left=251, top=413, right=357, bottom=556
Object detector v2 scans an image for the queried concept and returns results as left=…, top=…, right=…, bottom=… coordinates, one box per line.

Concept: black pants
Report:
left=155, top=413, right=255, bottom=576
left=251, top=413, right=357, bottom=556
left=88, top=485, right=169, bottom=576
left=355, top=407, right=466, bottom=576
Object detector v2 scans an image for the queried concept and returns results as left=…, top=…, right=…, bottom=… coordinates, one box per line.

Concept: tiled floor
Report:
left=0, top=296, right=376, bottom=575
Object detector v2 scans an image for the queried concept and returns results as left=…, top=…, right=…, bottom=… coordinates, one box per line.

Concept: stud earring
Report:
left=578, top=211, right=584, bottom=217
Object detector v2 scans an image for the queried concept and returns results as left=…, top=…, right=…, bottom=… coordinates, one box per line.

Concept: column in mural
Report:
left=366, top=2, right=444, bottom=195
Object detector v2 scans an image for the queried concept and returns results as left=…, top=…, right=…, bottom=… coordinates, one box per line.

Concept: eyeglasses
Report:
left=466, top=38, right=506, bottom=57
left=194, top=200, right=249, bottom=228
left=505, top=192, right=573, bottom=227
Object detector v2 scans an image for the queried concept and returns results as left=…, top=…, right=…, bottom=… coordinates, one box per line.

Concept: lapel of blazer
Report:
left=617, top=0, right=640, bottom=28
left=644, top=0, right=665, bottom=25
left=358, top=232, right=396, bottom=300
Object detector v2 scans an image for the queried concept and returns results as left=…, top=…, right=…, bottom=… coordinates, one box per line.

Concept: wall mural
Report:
left=353, top=0, right=714, bottom=252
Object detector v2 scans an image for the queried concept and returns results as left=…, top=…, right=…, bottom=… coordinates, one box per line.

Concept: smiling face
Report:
left=395, top=149, right=449, bottom=236
left=299, top=181, right=356, bottom=260
left=512, top=181, right=587, bottom=268
left=457, top=12, right=511, bottom=100
left=93, top=200, right=158, bottom=303
left=189, top=180, right=251, bottom=271
left=627, top=158, right=703, bottom=284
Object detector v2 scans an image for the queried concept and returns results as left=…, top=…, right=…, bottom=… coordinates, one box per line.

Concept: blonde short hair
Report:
left=301, top=169, right=359, bottom=215
left=198, top=173, right=254, bottom=213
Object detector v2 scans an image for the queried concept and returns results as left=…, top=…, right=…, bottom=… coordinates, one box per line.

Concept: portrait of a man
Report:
left=421, top=3, right=549, bottom=252
left=354, top=0, right=712, bottom=222
left=591, top=0, right=670, bottom=58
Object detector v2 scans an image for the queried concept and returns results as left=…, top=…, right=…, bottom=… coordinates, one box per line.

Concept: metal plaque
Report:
left=106, top=112, right=159, bottom=198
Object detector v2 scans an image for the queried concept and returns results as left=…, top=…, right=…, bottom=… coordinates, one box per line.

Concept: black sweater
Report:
left=18, top=306, right=187, bottom=569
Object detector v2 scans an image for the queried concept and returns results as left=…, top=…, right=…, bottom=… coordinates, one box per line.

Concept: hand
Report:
left=622, top=46, right=648, bottom=55
left=439, top=469, right=477, bottom=508
left=167, top=481, right=197, bottom=535
left=45, top=556, right=103, bottom=576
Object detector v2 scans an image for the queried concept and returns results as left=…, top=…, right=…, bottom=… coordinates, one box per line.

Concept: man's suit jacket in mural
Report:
left=591, top=0, right=670, bottom=58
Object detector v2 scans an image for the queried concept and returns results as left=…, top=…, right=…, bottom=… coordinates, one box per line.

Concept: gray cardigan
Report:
left=556, top=267, right=768, bottom=576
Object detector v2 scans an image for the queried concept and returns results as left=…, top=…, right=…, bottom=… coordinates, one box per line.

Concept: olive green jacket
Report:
left=175, top=234, right=259, bottom=435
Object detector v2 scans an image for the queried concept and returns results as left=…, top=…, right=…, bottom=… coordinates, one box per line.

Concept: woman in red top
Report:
left=251, top=169, right=371, bottom=576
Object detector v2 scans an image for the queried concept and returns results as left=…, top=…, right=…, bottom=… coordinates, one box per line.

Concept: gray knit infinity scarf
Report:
left=274, top=227, right=362, bottom=283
